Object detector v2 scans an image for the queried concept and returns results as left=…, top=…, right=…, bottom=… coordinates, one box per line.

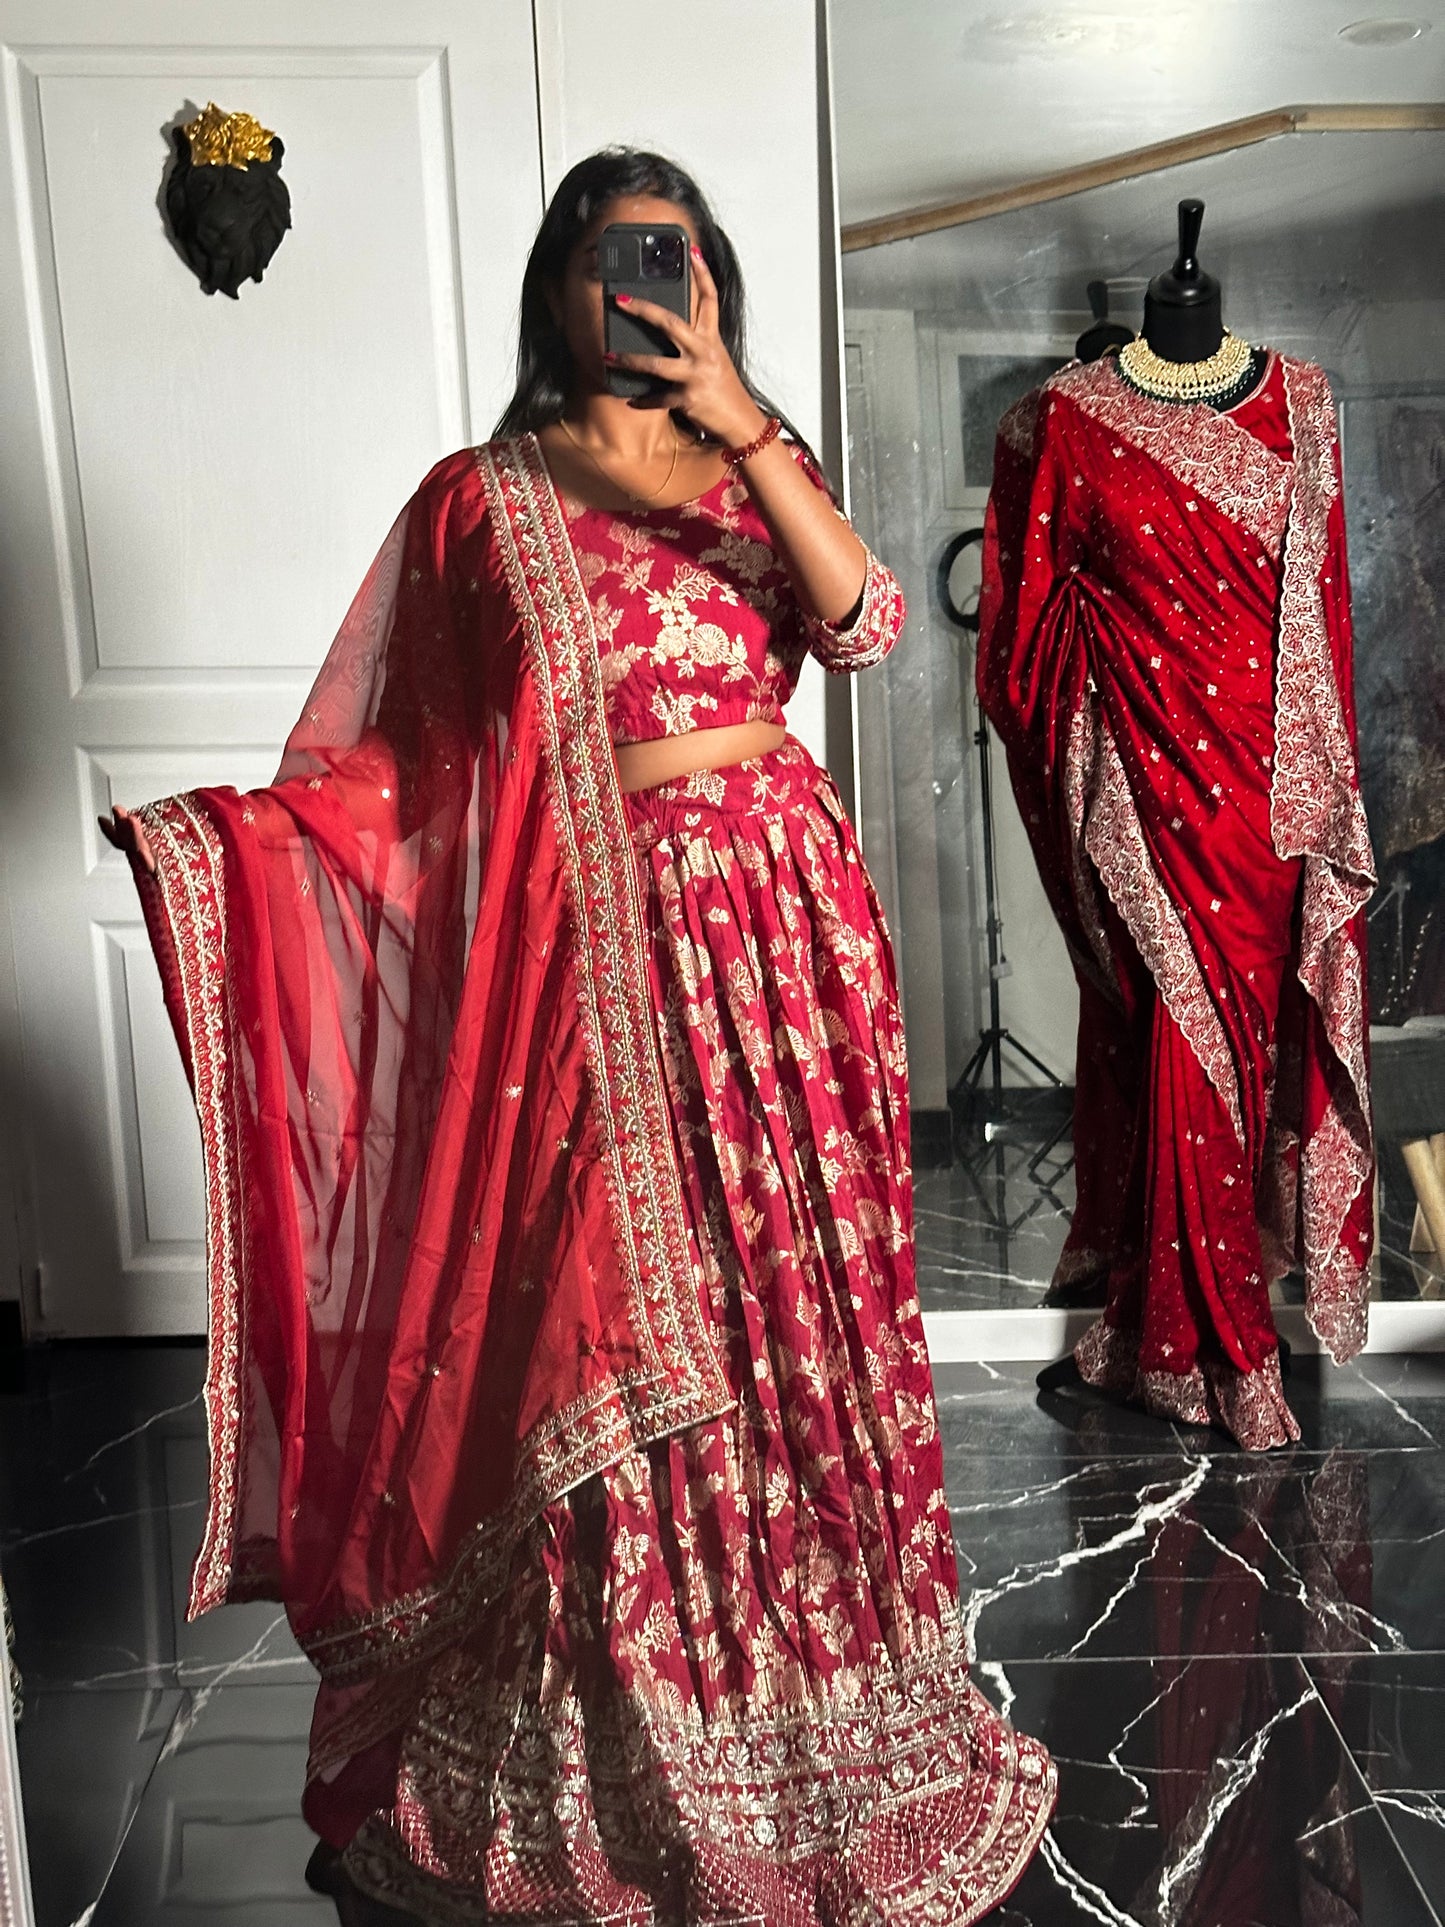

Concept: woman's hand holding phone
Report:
left=607, top=248, right=766, bottom=450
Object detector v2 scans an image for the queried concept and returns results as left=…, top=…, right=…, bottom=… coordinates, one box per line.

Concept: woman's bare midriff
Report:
left=614, top=721, right=786, bottom=795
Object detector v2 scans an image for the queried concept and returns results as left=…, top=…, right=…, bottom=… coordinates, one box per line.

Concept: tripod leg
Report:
left=951, top=1034, right=994, bottom=1103
left=998, top=1031, right=1066, bottom=1090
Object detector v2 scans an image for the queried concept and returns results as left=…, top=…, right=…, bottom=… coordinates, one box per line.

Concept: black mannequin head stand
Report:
left=1141, top=199, right=1224, bottom=363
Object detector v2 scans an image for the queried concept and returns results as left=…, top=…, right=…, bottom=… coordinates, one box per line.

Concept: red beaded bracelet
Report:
left=722, top=414, right=782, bottom=468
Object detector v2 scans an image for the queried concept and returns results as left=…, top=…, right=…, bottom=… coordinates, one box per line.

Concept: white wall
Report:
left=0, top=0, right=843, bottom=1326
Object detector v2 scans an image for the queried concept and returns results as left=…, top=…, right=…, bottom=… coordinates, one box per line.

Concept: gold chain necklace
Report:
left=1117, top=329, right=1255, bottom=405
left=558, top=416, right=681, bottom=505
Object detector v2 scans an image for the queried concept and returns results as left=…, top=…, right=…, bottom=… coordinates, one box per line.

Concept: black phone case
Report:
left=601, top=222, right=691, bottom=400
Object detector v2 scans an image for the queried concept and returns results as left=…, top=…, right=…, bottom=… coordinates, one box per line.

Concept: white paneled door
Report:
left=0, top=3, right=542, bottom=1333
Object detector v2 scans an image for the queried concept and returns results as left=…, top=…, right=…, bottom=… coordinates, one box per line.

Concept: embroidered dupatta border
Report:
left=476, top=435, right=730, bottom=1420
left=300, top=441, right=741, bottom=1686
left=136, top=438, right=738, bottom=1662
left=132, top=793, right=247, bottom=1617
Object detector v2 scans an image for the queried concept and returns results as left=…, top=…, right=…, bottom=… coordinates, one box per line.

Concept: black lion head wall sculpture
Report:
left=165, top=102, right=291, bottom=299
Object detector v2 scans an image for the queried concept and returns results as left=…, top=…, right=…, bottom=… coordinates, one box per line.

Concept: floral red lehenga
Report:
left=131, top=434, right=1055, bottom=1922
left=978, top=352, right=1376, bottom=1451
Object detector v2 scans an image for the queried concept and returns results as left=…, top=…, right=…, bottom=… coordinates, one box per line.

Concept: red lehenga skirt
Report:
left=323, top=738, right=1055, bottom=1924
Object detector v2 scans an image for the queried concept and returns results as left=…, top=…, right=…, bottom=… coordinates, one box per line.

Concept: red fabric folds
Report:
left=978, top=353, right=1375, bottom=1448
left=132, top=433, right=1056, bottom=1915
left=135, top=439, right=736, bottom=1669
left=317, top=744, right=1054, bottom=1922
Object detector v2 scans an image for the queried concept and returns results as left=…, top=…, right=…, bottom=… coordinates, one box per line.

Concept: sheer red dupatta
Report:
left=133, top=439, right=729, bottom=1683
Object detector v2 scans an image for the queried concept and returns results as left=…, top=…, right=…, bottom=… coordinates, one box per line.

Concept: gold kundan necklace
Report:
left=1117, top=329, right=1255, bottom=405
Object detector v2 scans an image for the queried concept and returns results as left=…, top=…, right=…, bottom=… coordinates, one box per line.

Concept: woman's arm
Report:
left=610, top=249, right=867, bottom=624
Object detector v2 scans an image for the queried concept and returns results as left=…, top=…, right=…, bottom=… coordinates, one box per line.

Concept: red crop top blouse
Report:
left=558, top=443, right=905, bottom=746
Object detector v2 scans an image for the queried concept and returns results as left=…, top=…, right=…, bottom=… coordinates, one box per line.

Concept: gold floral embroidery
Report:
left=567, top=447, right=903, bottom=748
left=133, top=794, right=248, bottom=1617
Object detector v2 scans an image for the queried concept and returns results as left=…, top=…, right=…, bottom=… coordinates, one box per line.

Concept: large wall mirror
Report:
left=829, top=29, right=1445, bottom=1355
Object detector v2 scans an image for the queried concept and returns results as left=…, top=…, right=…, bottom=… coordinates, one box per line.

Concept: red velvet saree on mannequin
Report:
left=978, top=353, right=1375, bottom=1451
left=132, top=436, right=1054, bottom=1922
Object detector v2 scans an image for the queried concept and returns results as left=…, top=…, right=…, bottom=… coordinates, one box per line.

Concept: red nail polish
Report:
left=603, top=351, right=618, bottom=363
left=615, top=291, right=632, bottom=305
left=691, top=245, right=702, bottom=259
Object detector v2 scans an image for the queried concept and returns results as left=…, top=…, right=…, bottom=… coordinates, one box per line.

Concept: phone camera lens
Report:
left=641, top=232, right=685, bottom=280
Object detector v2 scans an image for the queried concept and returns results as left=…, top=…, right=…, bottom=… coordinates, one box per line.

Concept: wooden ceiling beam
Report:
left=840, top=104, right=1445, bottom=253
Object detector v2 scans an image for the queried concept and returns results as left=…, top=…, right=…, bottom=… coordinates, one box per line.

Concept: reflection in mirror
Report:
left=0, top=1576, right=34, bottom=1927
left=842, top=129, right=1445, bottom=1322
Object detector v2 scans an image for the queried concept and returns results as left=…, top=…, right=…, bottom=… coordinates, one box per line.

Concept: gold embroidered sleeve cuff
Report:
left=803, top=551, right=906, bottom=674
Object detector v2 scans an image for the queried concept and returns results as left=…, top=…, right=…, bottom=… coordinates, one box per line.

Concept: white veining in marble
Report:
left=65, top=1395, right=204, bottom=1480
left=1296, top=1798, right=1381, bottom=1843
left=1356, top=1370, right=1438, bottom=1445
left=1373, top=1788, right=1445, bottom=1830
left=1103, top=1664, right=1185, bottom=1827
left=974, top=1657, right=1015, bottom=1723
left=959, top=1458, right=1210, bottom=1661
left=1154, top=1679, right=1317, bottom=1925
left=1039, top=1829, right=1148, bottom=1925
left=158, top=1611, right=292, bottom=1764
left=3, top=1498, right=203, bottom=1551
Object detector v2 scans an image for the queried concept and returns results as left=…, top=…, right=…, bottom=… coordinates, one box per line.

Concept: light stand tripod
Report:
left=938, top=529, right=1073, bottom=1233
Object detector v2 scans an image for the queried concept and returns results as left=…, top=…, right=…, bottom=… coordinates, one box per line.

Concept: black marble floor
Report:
left=4, top=1343, right=1445, bottom=1923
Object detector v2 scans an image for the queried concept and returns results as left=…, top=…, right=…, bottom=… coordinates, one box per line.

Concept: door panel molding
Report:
left=78, top=747, right=279, bottom=875
left=93, top=920, right=205, bottom=1271
left=5, top=43, right=470, bottom=689
left=0, top=5, right=544, bottom=1335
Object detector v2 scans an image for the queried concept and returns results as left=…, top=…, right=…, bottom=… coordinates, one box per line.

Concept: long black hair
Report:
left=494, top=146, right=812, bottom=462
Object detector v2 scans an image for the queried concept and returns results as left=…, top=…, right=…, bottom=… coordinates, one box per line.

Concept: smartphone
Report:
left=600, top=222, right=692, bottom=401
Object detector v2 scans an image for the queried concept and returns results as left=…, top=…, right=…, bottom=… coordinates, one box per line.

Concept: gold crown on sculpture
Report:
left=182, top=102, right=276, bottom=170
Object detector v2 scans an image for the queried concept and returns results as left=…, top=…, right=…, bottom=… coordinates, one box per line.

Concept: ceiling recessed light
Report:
left=1338, top=17, right=1430, bottom=45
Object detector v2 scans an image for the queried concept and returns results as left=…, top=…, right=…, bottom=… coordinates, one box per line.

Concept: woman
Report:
left=103, top=149, right=1054, bottom=1924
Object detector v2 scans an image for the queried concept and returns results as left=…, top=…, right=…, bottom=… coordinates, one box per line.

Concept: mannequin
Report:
left=1142, top=197, right=1222, bottom=361
left=1120, top=198, right=1267, bottom=410
left=977, top=203, right=1376, bottom=1449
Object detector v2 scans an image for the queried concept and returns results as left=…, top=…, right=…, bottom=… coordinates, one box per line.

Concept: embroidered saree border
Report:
left=1274, top=360, right=1374, bottom=1361
left=1064, top=354, right=1292, bottom=559
left=1273, top=360, right=1376, bottom=896
left=477, top=436, right=730, bottom=1423
left=1076, top=1318, right=1300, bottom=1451
left=1062, top=700, right=1137, bottom=1003
left=1073, top=715, right=1246, bottom=1145
left=132, top=794, right=247, bottom=1618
